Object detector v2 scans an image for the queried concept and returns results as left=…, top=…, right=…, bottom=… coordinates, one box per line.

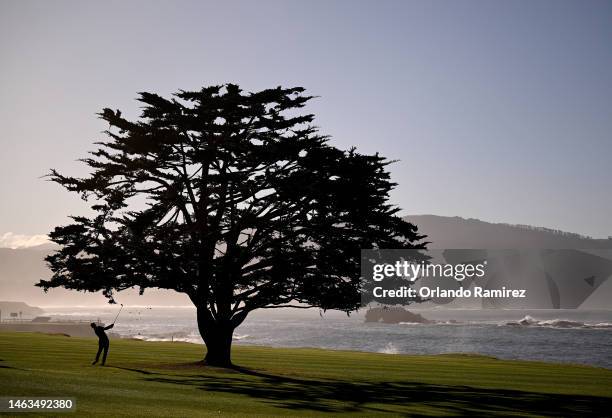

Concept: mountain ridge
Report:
left=2, top=215, right=611, bottom=307
left=405, top=215, right=612, bottom=249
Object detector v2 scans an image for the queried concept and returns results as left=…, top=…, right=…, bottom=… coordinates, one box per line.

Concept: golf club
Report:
left=112, top=303, right=124, bottom=325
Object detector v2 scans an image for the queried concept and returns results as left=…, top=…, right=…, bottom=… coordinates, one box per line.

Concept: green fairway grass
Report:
left=0, top=332, right=611, bottom=416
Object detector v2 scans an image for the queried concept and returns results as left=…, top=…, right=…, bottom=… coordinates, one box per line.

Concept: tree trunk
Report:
left=196, top=306, right=234, bottom=367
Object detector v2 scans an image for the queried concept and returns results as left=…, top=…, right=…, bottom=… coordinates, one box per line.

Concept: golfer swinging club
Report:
left=90, top=322, right=113, bottom=365
left=90, top=304, right=122, bottom=366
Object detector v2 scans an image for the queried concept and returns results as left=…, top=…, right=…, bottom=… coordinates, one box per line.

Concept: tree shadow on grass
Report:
left=0, top=359, right=28, bottom=371
left=139, top=365, right=610, bottom=416
left=109, top=366, right=155, bottom=375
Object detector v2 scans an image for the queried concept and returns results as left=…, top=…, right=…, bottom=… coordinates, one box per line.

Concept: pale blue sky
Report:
left=1, top=0, right=611, bottom=240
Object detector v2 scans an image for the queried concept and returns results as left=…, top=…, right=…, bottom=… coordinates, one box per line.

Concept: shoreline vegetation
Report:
left=1, top=332, right=611, bottom=416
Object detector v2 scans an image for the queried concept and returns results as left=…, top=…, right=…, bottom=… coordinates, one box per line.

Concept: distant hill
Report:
left=405, top=215, right=612, bottom=249
left=2, top=216, right=611, bottom=308
left=0, top=301, right=44, bottom=319
left=405, top=215, right=612, bottom=309
left=0, top=247, right=190, bottom=306
left=0, top=247, right=51, bottom=304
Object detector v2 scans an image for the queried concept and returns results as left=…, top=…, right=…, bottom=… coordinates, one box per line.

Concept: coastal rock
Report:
left=365, top=307, right=432, bottom=324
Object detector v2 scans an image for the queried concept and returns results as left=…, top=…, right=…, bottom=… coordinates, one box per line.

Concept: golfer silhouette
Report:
left=91, top=323, right=113, bottom=365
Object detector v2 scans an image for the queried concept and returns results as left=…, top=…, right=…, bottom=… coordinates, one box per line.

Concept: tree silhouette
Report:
left=38, top=85, right=426, bottom=366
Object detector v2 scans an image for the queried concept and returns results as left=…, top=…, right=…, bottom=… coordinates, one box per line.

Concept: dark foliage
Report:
left=38, top=84, right=425, bottom=365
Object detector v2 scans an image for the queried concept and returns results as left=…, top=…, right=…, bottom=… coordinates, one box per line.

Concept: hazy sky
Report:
left=1, top=0, right=611, bottom=242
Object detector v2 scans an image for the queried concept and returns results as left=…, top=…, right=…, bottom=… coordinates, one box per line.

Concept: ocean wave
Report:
left=49, top=312, right=114, bottom=317
left=122, top=331, right=251, bottom=344
left=398, top=320, right=461, bottom=326
left=504, top=315, right=612, bottom=329
left=378, top=342, right=399, bottom=354
left=42, top=305, right=194, bottom=309
left=131, top=335, right=203, bottom=344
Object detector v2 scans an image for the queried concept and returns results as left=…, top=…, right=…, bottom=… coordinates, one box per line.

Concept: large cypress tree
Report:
left=38, top=85, right=425, bottom=366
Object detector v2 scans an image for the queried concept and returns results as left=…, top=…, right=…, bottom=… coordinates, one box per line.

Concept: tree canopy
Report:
left=38, top=84, right=426, bottom=365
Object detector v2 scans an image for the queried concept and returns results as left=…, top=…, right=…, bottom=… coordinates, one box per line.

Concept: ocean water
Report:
left=42, top=306, right=612, bottom=369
